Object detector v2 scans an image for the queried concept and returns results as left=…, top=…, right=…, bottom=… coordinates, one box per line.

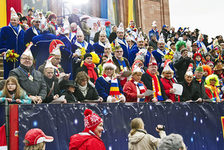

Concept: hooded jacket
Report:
left=128, top=129, right=166, bottom=150
left=69, top=131, right=106, bottom=150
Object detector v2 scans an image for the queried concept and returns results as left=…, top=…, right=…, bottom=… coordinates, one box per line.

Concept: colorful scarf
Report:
left=84, top=62, right=98, bottom=82
left=117, top=58, right=127, bottom=72
left=205, top=85, right=220, bottom=102
left=133, top=80, right=146, bottom=102
left=146, top=70, right=163, bottom=101
left=103, top=74, right=121, bottom=101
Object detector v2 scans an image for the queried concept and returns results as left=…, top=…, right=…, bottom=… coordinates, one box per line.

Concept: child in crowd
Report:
left=0, top=76, right=31, bottom=104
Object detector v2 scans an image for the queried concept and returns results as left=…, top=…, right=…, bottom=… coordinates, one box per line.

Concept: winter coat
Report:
left=0, top=24, right=25, bottom=79
left=160, top=78, right=177, bottom=102
left=108, top=32, right=117, bottom=43
left=180, top=80, right=194, bottom=102
left=74, top=83, right=99, bottom=102
left=191, top=78, right=209, bottom=100
left=9, top=65, right=47, bottom=100
left=95, top=76, right=124, bottom=102
left=123, top=80, right=147, bottom=102
left=174, top=57, right=193, bottom=83
left=128, top=129, right=166, bottom=150
left=69, top=131, right=106, bottom=150
left=74, top=65, right=98, bottom=84
left=24, top=26, right=39, bottom=45
left=43, top=76, right=60, bottom=103
left=0, top=90, right=31, bottom=104
left=141, top=72, right=168, bottom=101
left=61, top=90, right=77, bottom=103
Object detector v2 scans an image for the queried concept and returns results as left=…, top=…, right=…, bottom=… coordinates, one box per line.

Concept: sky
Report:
left=169, top=0, right=224, bottom=40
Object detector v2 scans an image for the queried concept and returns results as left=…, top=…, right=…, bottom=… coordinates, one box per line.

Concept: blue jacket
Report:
left=24, top=26, right=40, bottom=45
left=0, top=24, right=25, bottom=79
left=148, top=29, right=159, bottom=40
left=93, top=42, right=105, bottom=57
left=114, top=38, right=129, bottom=60
left=95, top=76, right=123, bottom=102
left=31, top=31, right=58, bottom=69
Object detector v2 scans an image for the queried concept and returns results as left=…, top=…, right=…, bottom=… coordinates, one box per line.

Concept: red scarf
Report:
left=84, top=62, right=98, bottom=82
left=146, top=70, right=163, bottom=100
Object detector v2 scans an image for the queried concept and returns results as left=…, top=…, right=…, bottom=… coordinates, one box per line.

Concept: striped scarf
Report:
left=133, top=80, right=146, bottom=102
left=146, top=70, right=163, bottom=101
left=103, top=74, right=121, bottom=101
left=117, top=58, right=127, bottom=72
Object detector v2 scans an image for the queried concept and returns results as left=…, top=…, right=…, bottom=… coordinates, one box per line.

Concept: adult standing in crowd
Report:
left=9, top=43, right=47, bottom=103
left=26, top=8, right=33, bottom=27
left=0, top=8, right=25, bottom=79
left=128, top=118, right=166, bottom=150
left=69, top=109, right=106, bottom=150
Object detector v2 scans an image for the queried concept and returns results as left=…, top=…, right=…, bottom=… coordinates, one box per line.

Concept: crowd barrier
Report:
left=1, top=102, right=224, bottom=150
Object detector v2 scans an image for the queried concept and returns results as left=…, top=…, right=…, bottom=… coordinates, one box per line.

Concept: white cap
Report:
left=103, top=59, right=117, bottom=70
left=132, top=66, right=142, bottom=73
left=22, top=43, right=33, bottom=58
left=99, top=28, right=106, bottom=36
left=45, top=57, right=55, bottom=69
left=39, top=18, right=48, bottom=31
left=158, top=33, right=165, bottom=43
left=10, top=7, right=19, bottom=19
left=117, top=22, right=124, bottom=32
left=60, top=17, right=70, bottom=34
left=185, top=63, right=193, bottom=76
left=49, top=40, right=64, bottom=56
left=76, top=27, right=84, bottom=36
left=137, top=32, right=144, bottom=42
left=162, top=60, right=173, bottom=73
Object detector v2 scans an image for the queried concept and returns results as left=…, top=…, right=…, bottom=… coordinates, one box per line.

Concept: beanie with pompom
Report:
left=83, top=109, right=103, bottom=132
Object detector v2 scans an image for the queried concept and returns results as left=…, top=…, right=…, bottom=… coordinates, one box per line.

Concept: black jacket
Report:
left=43, top=76, right=60, bottom=103
left=180, top=80, right=194, bottom=102
left=141, top=72, right=168, bottom=101
left=74, top=65, right=98, bottom=83
left=191, top=78, right=209, bottom=100
left=148, top=40, right=157, bottom=50
left=62, top=90, right=77, bottom=103
left=73, top=83, right=99, bottom=102
left=109, top=32, right=117, bottom=43
left=174, top=57, right=193, bottom=83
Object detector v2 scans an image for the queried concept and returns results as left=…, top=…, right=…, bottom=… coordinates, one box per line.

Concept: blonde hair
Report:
left=2, top=76, right=25, bottom=99
left=24, top=142, right=45, bottom=150
left=129, top=118, right=144, bottom=136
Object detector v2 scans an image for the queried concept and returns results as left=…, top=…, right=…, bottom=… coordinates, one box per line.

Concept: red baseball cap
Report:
left=24, top=128, right=54, bottom=146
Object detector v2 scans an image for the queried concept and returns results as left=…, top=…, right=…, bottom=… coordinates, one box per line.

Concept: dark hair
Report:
left=84, top=53, right=92, bottom=60
left=20, top=16, right=27, bottom=22
left=28, top=8, right=33, bottom=12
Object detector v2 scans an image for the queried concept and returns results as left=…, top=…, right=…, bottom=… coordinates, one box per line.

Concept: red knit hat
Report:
left=84, top=109, right=103, bottom=132
left=24, top=128, right=54, bottom=146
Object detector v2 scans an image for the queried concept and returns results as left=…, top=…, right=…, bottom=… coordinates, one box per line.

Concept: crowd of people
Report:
left=0, top=7, right=224, bottom=105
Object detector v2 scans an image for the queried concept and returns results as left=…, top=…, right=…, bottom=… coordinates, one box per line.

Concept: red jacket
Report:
left=123, top=80, right=147, bottom=102
left=160, top=78, right=177, bottom=102
left=69, top=132, right=106, bottom=150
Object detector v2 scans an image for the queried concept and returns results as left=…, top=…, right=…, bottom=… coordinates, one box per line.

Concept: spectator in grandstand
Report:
left=148, top=21, right=159, bottom=40
left=80, top=15, right=91, bottom=42
left=173, top=41, right=187, bottom=63
left=108, top=25, right=117, bottom=43
left=23, top=128, right=54, bottom=150
left=202, top=65, right=212, bottom=80
left=31, top=18, right=58, bottom=69
left=128, top=118, right=166, bottom=150
left=174, top=48, right=193, bottom=83
left=193, top=52, right=203, bottom=69
left=93, top=28, right=110, bottom=57
left=158, top=133, right=187, bottom=150
left=204, top=74, right=221, bottom=102
left=24, top=15, right=41, bottom=45
left=9, top=43, right=47, bottom=104
left=95, top=60, right=125, bottom=102
left=26, top=8, right=33, bottom=27
left=180, top=66, right=194, bottom=102
left=61, top=80, right=77, bottom=103
left=75, top=54, right=98, bottom=84
left=191, top=66, right=209, bottom=101
left=42, top=59, right=62, bottom=103
left=141, top=55, right=170, bottom=102
left=148, top=34, right=158, bottom=50
left=47, top=13, right=57, bottom=35
left=123, top=67, right=147, bottom=102
left=69, top=109, right=106, bottom=150
left=0, top=7, right=25, bottom=79
left=213, top=63, right=224, bottom=80
left=160, top=24, right=169, bottom=43
left=160, top=60, right=178, bottom=102
left=191, top=42, right=198, bottom=55
left=204, top=53, right=213, bottom=65
left=74, top=71, right=102, bottom=103
left=98, top=54, right=109, bottom=77
left=103, top=43, right=113, bottom=60
left=114, top=23, right=129, bottom=59
left=20, top=16, right=29, bottom=31
left=112, top=42, right=131, bottom=86
left=0, top=76, right=31, bottom=104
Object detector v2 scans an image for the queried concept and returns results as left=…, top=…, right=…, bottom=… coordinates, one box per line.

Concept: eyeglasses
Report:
left=115, top=51, right=123, bottom=53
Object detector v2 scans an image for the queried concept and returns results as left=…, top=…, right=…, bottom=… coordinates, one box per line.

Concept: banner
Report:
left=18, top=103, right=224, bottom=150
left=101, top=0, right=108, bottom=19
left=128, top=0, right=134, bottom=24
left=0, top=0, right=7, bottom=27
